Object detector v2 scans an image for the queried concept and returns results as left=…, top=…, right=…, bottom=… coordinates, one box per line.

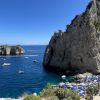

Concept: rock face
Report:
left=0, top=45, right=24, bottom=55
left=43, top=0, right=100, bottom=74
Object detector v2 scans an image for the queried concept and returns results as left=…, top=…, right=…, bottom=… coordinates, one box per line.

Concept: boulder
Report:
left=74, top=73, right=92, bottom=79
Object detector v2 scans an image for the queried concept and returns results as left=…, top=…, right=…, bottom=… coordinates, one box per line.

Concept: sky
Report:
left=0, top=0, right=90, bottom=45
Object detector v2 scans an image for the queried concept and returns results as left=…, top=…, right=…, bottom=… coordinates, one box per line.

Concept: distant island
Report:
left=0, top=45, right=25, bottom=55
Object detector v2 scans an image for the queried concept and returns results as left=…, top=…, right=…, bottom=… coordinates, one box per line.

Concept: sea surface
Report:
left=0, top=45, right=62, bottom=98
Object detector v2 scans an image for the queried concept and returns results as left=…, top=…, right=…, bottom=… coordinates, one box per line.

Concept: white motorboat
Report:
left=18, top=70, right=24, bottom=74
left=2, top=63, right=11, bottom=66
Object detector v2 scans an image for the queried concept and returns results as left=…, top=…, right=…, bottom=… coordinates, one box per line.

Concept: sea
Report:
left=0, top=45, right=62, bottom=98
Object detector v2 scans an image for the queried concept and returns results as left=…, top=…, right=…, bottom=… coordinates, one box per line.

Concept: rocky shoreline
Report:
left=0, top=45, right=25, bottom=55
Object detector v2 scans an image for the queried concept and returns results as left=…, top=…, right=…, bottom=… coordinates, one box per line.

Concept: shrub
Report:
left=64, top=89, right=80, bottom=100
left=55, top=88, right=80, bottom=100
left=86, top=85, right=94, bottom=100
left=86, top=85, right=94, bottom=95
left=23, top=94, right=40, bottom=100
left=94, top=21, right=100, bottom=30
left=93, top=85, right=99, bottom=95
left=24, top=83, right=81, bottom=100
left=64, top=89, right=72, bottom=98
left=45, top=96, right=59, bottom=100
left=71, top=91, right=80, bottom=100
left=40, top=83, right=56, bottom=98
left=55, top=88, right=65, bottom=100
left=86, top=84, right=100, bottom=96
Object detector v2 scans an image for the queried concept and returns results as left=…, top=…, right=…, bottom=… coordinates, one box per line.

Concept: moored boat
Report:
left=2, top=63, right=11, bottom=66
left=18, top=70, right=24, bottom=74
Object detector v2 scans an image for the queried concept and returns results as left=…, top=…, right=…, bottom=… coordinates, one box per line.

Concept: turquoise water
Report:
left=0, top=45, right=62, bottom=98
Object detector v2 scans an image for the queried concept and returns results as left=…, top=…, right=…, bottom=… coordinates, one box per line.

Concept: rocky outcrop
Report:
left=0, top=45, right=24, bottom=55
left=43, top=0, right=100, bottom=74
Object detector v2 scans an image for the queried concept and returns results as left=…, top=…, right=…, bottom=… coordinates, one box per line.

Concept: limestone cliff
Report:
left=43, top=0, right=100, bottom=74
left=0, top=45, right=24, bottom=55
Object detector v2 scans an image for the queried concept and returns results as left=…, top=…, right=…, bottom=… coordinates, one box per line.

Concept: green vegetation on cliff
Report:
left=23, top=84, right=80, bottom=100
left=94, top=20, right=100, bottom=30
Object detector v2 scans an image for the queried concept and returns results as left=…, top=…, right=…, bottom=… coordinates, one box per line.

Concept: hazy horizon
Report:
left=0, top=0, right=90, bottom=45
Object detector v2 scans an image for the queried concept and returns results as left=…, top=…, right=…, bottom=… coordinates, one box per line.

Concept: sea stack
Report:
left=0, top=45, right=25, bottom=55
left=43, top=0, right=100, bottom=74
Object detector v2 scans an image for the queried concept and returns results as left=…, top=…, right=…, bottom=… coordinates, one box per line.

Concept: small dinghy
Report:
left=18, top=70, right=24, bottom=74
left=2, top=63, right=11, bottom=66
left=61, top=75, right=66, bottom=79
left=33, top=60, right=38, bottom=63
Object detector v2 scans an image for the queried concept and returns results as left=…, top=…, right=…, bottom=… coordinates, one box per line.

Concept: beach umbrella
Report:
left=78, top=86, right=85, bottom=91
left=71, top=86, right=78, bottom=90
left=71, top=83, right=77, bottom=86
left=94, top=80, right=97, bottom=82
left=80, top=90, right=85, bottom=93
left=71, top=87, right=79, bottom=92
left=79, top=92, right=85, bottom=96
left=80, top=83, right=86, bottom=86
left=64, top=84, right=67, bottom=89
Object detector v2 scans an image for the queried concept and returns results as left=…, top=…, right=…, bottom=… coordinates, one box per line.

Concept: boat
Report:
left=61, top=75, right=66, bottom=79
left=18, top=70, right=24, bottom=74
left=33, top=60, right=38, bottom=63
left=2, top=63, right=11, bottom=66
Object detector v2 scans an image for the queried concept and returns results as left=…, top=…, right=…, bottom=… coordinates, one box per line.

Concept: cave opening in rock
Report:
left=80, top=58, right=83, bottom=63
